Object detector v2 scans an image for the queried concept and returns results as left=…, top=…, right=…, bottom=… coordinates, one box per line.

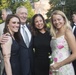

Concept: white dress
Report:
left=50, top=35, right=75, bottom=75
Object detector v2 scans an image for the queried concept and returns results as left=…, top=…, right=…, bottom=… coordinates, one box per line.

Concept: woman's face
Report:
left=8, top=17, right=20, bottom=34
left=52, top=14, right=65, bottom=29
left=34, top=16, right=45, bottom=30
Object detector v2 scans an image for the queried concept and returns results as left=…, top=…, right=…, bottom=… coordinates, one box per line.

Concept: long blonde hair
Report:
left=50, top=10, right=72, bottom=37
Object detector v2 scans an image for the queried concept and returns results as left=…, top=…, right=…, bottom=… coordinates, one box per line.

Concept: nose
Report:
left=38, top=21, right=41, bottom=25
left=23, top=13, right=28, bottom=18
left=55, top=20, right=59, bottom=24
left=23, top=13, right=26, bottom=17
left=15, top=22, right=19, bottom=26
left=23, top=14, right=25, bottom=17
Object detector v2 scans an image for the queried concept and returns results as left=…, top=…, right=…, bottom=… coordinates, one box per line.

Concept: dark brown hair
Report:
left=4, top=14, right=21, bottom=42
left=31, top=14, right=47, bottom=35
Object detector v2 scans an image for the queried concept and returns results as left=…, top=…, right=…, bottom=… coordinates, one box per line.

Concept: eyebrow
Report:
left=12, top=22, right=20, bottom=24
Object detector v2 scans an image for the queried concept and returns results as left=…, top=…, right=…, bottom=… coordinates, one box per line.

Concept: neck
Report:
left=57, top=26, right=66, bottom=34
left=39, top=29, right=46, bottom=34
left=21, top=22, right=26, bottom=25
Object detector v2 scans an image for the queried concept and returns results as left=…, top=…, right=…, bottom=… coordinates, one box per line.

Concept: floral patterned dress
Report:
left=50, top=35, right=75, bottom=75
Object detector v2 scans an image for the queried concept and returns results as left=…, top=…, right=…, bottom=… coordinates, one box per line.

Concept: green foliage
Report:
left=0, top=0, right=9, bottom=9
left=0, top=0, right=35, bottom=23
left=65, top=0, right=76, bottom=20
left=0, top=19, right=3, bottom=24
left=47, top=0, right=76, bottom=20
left=46, top=22, right=51, bottom=28
left=33, top=0, right=39, bottom=2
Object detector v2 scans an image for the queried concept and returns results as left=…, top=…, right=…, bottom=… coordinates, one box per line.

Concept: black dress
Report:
left=2, top=39, right=20, bottom=75
left=33, top=31, right=52, bottom=75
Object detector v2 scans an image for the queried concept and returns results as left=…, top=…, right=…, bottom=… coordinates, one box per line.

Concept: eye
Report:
left=12, top=22, right=20, bottom=24
left=17, top=22, right=20, bottom=24
left=12, top=22, right=16, bottom=24
left=35, top=20, right=38, bottom=23
left=58, top=19, right=61, bottom=21
left=40, top=20, right=43, bottom=22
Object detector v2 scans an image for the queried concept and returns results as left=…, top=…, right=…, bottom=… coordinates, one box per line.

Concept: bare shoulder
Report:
left=65, top=28, right=75, bottom=40
left=6, top=36, right=12, bottom=44
left=1, top=36, right=12, bottom=56
left=65, top=28, right=72, bottom=35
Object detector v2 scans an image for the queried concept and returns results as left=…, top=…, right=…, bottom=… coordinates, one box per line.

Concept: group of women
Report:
left=1, top=10, right=76, bottom=75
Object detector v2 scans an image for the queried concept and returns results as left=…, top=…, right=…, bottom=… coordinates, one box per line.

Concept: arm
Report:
left=1, top=36, right=12, bottom=75
left=0, top=33, right=10, bottom=50
left=60, top=29, right=76, bottom=65
left=0, top=33, right=10, bottom=44
left=51, top=29, right=76, bottom=70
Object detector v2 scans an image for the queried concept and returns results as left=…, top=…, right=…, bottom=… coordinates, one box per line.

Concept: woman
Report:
left=31, top=14, right=52, bottom=75
left=50, top=10, right=76, bottom=75
left=1, top=14, right=21, bottom=75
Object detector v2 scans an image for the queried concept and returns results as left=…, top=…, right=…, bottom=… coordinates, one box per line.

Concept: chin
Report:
left=21, top=20, right=26, bottom=23
left=14, top=30, right=18, bottom=32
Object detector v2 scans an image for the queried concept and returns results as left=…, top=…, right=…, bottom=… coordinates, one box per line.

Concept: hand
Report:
left=50, top=62, right=61, bottom=71
left=0, top=33, right=10, bottom=44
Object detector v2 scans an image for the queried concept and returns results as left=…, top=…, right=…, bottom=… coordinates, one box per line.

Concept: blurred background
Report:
left=0, top=0, right=76, bottom=74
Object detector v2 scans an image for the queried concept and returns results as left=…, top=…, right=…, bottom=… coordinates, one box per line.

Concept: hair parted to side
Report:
left=50, top=10, right=72, bottom=37
left=16, top=6, right=28, bottom=14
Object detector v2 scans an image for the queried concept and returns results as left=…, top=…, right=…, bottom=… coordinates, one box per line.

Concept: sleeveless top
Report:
left=2, top=38, right=20, bottom=75
left=50, top=35, right=75, bottom=75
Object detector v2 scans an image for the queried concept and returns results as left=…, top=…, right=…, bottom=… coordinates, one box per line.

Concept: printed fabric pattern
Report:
left=49, top=35, right=75, bottom=75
